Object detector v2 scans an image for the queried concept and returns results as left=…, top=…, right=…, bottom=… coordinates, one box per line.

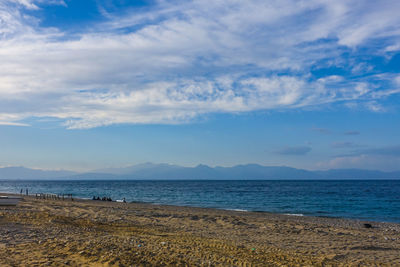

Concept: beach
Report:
left=1, top=195, right=399, bottom=266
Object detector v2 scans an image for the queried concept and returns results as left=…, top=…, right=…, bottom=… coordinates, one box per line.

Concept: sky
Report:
left=0, top=0, right=400, bottom=172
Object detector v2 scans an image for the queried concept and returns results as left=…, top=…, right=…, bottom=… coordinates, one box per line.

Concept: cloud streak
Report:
left=1, top=0, right=400, bottom=128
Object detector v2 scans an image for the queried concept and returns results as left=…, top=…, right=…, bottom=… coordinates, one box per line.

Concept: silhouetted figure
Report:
left=26, top=188, right=28, bottom=196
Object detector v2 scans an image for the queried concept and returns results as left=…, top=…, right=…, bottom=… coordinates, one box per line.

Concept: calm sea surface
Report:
left=1, top=180, right=399, bottom=223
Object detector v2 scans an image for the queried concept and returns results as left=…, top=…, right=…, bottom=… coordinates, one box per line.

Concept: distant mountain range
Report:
left=0, top=163, right=399, bottom=180
left=0, top=167, right=77, bottom=180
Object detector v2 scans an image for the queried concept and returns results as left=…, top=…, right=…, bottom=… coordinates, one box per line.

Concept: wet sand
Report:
left=0, top=194, right=400, bottom=266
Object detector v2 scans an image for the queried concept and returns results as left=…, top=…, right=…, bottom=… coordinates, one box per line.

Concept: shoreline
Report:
left=2, top=191, right=400, bottom=226
left=2, top=179, right=399, bottom=224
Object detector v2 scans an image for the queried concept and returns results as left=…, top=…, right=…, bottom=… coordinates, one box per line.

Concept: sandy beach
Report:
left=0, top=194, right=399, bottom=266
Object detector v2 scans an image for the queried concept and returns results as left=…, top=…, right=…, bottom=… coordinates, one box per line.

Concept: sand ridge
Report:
left=0, top=195, right=400, bottom=266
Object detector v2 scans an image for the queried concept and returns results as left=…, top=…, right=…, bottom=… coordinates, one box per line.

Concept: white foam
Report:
left=284, top=213, right=304, bottom=216
left=227, top=208, right=248, bottom=212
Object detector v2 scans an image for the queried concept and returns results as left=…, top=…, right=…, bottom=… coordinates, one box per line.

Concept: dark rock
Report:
left=363, top=223, right=372, bottom=228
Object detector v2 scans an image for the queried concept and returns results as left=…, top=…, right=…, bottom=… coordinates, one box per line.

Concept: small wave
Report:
left=226, top=208, right=248, bottom=212
left=284, top=213, right=304, bottom=216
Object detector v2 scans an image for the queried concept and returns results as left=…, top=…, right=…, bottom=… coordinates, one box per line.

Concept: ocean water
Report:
left=0, top=180, right=399, bottom=223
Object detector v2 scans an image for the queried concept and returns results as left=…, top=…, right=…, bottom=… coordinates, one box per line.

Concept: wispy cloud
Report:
left=1, top=0, right=400, bottom=128
left=0, top=121, right=29, bottom=127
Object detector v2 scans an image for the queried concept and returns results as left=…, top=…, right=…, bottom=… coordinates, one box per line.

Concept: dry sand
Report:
left=0, top=194, right=400, bottom=266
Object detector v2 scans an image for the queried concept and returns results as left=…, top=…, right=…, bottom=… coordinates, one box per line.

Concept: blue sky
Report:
left=0, top=0, right=400, bottom=171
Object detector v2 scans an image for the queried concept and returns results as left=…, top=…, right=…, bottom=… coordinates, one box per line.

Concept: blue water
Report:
left=1, top=180, right=399, bottom=223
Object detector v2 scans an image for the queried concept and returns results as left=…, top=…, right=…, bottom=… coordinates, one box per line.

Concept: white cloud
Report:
left=395, top=75, right=400, bottom=86
left=0, top=0, right=400, bottom=128
left=385, top=43, right=400, bottom=52
left=0, top=121, right=29, bottom=126
left=318, top=154, right=400, bottom=172
left=365, top=101, right=385, bottom=112
left=12, top=0, right=38, bottom=10
left=318, top=145, right=400, bottom=171
left=0, top=113, right=29, bottom=126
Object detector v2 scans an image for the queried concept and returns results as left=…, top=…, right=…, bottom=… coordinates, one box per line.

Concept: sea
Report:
left=1, top=180, right=399, bottom=223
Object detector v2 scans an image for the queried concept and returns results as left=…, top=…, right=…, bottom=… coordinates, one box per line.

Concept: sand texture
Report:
left=0, top=195, right=400, bottom=266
